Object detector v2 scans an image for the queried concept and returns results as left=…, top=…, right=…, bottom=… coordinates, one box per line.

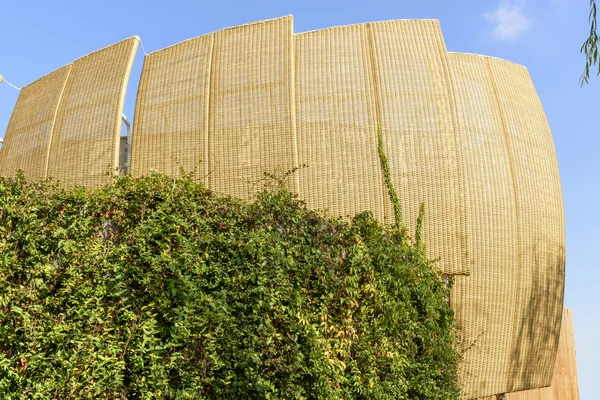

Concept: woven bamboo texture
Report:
left=367, top=20, right=468, bottom=275
left=449, top=53, right=520, bottom=397
left=208, top=16, right=296, bottom=198
left=505, top=309, right=580, bottom=400
left=0, top=17, right=568, bottom=399
left=47, top=38, right=139, bottom=188
left=488, top=57, right=565, bottom=394
left=476, top=309, right=579, bottom=400
left=294, top=24, right=385, bottom=220
left=0, top=66, right=71, bottom=179
left=130, top=34, right=214, bottom=180
left=449, top=53, right=565, bottom=399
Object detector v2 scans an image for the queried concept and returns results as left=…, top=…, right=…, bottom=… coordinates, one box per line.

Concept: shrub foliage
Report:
left=0, top=173, right=460, bottom=399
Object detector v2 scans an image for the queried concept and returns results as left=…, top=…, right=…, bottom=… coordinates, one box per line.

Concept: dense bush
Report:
left=0, top=173, right=460, bottom=399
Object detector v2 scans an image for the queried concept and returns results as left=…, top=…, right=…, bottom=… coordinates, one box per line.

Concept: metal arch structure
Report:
left=0, top=17, right=567, bottom=399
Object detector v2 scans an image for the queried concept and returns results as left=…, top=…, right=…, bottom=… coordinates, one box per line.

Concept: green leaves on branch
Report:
left=377, top=127, right=405, bottom=236
left=0, top=173, right=460, bottom=399
left=581, top=0, right=599, bottom=85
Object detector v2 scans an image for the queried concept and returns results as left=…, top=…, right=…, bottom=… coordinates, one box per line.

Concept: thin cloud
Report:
left=484, top=1, right=534, bottom=42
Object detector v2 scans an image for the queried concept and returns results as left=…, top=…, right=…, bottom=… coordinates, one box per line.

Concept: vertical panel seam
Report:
left=290, top=19, right=300, bottom=194
left=207, top=33, right=218, bottom=190
left=205, top=34, right=215, bottom=187
left=365, top=23, right=388, bottom=224
left=485, top=57, right=523, bottom=391
left=441, top=43, right=470, bottom=276
left=45, top=65, right=72, bottom=179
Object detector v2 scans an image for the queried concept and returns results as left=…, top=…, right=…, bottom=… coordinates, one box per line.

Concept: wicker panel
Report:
left=0, top=66, right=71, bottom=179
left=450, top=54, right=566, bottom=399
left=448, top=53, right=519, bottom=398
left=478, top=309, right=579, bottom=400
left=367, top=20, right=468, bottom=275
left=131, top=34, right=214, bottom=181
left=47, top=38, right=139, bottom=188
left=208, top=16, right=296, bottom=199
left=487, top=58, right=565, bottom=394
left=294, top=25, right=384, bottom=219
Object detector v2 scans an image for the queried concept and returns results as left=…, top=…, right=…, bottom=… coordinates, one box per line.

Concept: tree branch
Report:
left=580, top=0, right=598, bottom=85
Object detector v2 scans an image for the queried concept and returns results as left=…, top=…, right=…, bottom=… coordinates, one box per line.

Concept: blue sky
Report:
left=0, top=0, right=597, bottom=397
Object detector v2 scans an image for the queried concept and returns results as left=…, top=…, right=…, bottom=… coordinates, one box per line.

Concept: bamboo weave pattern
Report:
left=0, top=66, right=71, bottom=179
left=48, top=38, right=139, bottom=188
left=0, top=17, right=567, bottom=400
left=449, top=53, right=520, bottom=397
left=295, top=24, right=385, bottom=220
left=208, top=17, right=296, bottom=198
left=477, top=309, right=579, bottom=400
left=449, top=53, right=565, bottom=398
left=131, top=18, right=468, bottom=275
left=487, top=57, right=565, bottom=394
left=0, top=38, right=138, bottom=187
left=505, top=309, right=580, bottom=400
left=368, top=20, right=468, bottom=275
left=131, top=34, right=214, bottom=180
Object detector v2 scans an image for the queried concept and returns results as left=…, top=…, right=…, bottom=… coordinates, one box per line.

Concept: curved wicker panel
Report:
left=130, top=34, right=214, bottom=180
left=0, top=16, right=565, bottom=399
left=449, top=53, right=520, bottom=397
left=367, top=20, right=468, bottom=275
left=208, top=16, right=296, bottom=199
left=125, top=20, right=565, bottom=397
left=0, top=66, right=71, bottom=179
left=503, top=309, right=580, bottom=400
left=47, top=38, right=139, bottom=188
left=449, top=53, right=565, bottom=398
left=488, top=57, right=565, bottom=394
left=294, top=24, right=385, bottom=220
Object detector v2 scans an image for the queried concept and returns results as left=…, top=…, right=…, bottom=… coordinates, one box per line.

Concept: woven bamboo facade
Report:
left=477, top=309, right=579, bottom=400
left=505, top=309, right=580, bottom=400
left=131, top=17, right=469, bottom=276
left=0, top=38, right=139, bottom=187
left=449, top=53, right=565, bottom=398
left=0, top=17, right=567, bottom=399
left=0, top=66, right=71, bottom=179
left=295, top=24, right=385, bottom=223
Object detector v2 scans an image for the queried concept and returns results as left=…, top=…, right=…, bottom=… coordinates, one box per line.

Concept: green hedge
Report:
left=0, top=173, right=460, bottom=399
